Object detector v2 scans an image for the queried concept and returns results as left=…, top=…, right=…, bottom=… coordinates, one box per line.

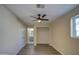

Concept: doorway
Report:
left=37, top=27, right=49, bottom=44
left=27, top=28, right=34, bottom=44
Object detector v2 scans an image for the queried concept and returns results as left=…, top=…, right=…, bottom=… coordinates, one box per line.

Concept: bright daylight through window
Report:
left=71, top=15, right=79, bottom=38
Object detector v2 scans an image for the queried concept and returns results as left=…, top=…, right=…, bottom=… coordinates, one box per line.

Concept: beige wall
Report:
left=0, top=5, right=27, bottom=54
left=49, top=6, right=79, bottom=54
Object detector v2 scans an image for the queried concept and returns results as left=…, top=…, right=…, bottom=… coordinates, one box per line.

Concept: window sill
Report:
left=71, top=36, right=79, bottom=38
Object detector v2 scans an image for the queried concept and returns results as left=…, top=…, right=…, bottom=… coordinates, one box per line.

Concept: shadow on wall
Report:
left=0, top=5, right=27, bottom=55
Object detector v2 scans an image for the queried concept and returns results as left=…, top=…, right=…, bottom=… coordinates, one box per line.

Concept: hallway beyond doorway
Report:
left=18, top=44, right=61, bottom=55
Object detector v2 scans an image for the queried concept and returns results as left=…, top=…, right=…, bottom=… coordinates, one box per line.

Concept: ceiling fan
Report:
left=31, top=14, right=49, bottom=22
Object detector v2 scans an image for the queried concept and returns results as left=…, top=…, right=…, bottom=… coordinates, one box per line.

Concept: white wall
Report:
left=0, top=5, right=27, bottom=55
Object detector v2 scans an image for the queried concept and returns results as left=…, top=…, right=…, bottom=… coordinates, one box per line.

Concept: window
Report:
left=71, top=15, right=79, bottom=38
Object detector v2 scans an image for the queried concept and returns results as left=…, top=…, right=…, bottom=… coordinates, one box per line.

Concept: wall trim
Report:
left=16, top=44, right=26, bottom=55
left=50, top=44, right=63, bottom=55
left=37, top=43, right=49, bottom=44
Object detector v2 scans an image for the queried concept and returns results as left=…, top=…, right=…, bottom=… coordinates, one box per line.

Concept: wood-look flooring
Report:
left=18, top=44, right=61, bottom=55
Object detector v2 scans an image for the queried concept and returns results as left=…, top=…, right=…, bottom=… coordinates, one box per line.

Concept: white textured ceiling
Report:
left=5, top=4, right=78, bottom=25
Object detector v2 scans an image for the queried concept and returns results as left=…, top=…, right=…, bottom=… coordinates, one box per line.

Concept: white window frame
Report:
left=71, top=15, right=79, bottom=38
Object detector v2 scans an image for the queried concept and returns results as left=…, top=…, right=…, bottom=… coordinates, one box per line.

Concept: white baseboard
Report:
left=26, top=42, right=34, bottom=44
left=37, top=42, right=49, bottom=44
left=49, top=43, right=52, bottom=46
left=16, top=43, right=26, bottom=55
left=49, top=44, right=63, bottom=55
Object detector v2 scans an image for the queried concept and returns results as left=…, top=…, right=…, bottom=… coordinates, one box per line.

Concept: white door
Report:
left=37, top=27, right=49, bottom=44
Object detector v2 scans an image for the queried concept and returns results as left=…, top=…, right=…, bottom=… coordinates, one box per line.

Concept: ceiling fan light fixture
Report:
left=37, top=20, right=42, bottom=23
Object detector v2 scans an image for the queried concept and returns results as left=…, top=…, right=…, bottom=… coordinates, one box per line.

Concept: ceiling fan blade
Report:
left=40, top=19, right=48, bottom=21
left=38, top=14, right=41, bottom=16
left=37, top=14, right=41, bottom=19
left=31, top=16, right=37, bottom=18
left=42, top=14, right=46, bottom=18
